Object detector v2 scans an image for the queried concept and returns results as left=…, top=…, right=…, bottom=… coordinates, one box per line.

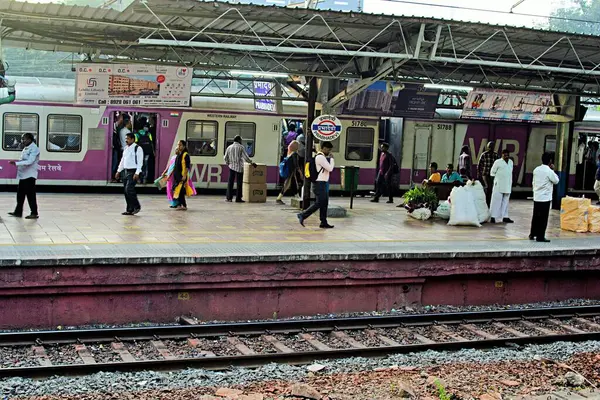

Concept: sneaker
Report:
left=226, top=199, right=232, bottom=202
left=529, top=235, right=535, bottom=241
left=297, top=213, right=305, bottom=227
left=536, top=238, right=551, bottom=243
left=25, top=214, right=39, bottom=219
left=386, top=200, right=394, bottom=204
left=503, top=218, right=514, bottom=223
left=276, top=199, right=285, bottom=205
left=490, top=218, right=496, bottom=223
left=235, top=199, right=245, bottom=203
left=132, top=208, right=141, bottom=215
left=319, top=224, right=335, bottom=229
left=122, top=211, right=133, bottom=216
left=8, top=212, right=22, bottom=217
left=370, top=199, right=379, bottom=203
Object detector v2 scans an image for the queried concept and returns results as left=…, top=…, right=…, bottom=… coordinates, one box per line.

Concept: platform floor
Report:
left=0, top=192, right=598, bottom=265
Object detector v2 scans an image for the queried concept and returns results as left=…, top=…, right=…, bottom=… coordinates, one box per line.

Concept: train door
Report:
left=411, top=125, right=432, bottom=185
left=110, top=111, right=159, bottom=184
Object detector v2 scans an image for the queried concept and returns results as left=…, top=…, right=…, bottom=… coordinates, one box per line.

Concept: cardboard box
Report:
left=243, top=183, right=267, bottom=203
left=243, top=163, right=267, bottom=184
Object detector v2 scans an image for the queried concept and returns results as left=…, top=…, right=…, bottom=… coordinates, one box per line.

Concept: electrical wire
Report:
left=374, top=0, right=600, bottom=28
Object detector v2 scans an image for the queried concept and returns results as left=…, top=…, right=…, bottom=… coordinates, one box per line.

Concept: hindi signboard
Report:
left=462, top=89, right=552, bottom=123
left=75, top=64, right=193, bottom=107
left=253, top=81, right=276, bottom=112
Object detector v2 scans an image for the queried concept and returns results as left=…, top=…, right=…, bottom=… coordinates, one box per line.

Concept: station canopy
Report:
left=1, top=0, right=600, bottom=102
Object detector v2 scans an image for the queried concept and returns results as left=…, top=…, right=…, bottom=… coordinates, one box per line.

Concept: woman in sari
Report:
left=161, top=141, right=196, bottom=208
left=172, top=140, right=196, bottom=210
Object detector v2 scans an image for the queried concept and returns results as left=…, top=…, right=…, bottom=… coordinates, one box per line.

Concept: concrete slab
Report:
left=0, top=193, right=595, bottom=266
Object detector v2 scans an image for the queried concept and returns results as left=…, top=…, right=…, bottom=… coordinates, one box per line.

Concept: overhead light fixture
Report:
left=229, top=70, right=290, bottom=78
left=424, top=84, right=474, bottom=91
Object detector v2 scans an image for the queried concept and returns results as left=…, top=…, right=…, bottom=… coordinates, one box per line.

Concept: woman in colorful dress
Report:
left=172, top=140, right=196, bottom=210
left=161, top=141, right=196, bottom=208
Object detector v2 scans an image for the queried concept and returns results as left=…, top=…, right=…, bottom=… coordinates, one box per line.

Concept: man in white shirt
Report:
left=490, top=149, right=514, bottom=223
left=298, top=141, right=335, bottom=229
left=8, top=133, right=40, bottom=219
left=116, top=132, right=144, bottom=215
left=530, top=152, right=559, bottom=243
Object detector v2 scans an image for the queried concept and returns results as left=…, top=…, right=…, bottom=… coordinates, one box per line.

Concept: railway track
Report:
left=3, top=305, right=600, bottom=378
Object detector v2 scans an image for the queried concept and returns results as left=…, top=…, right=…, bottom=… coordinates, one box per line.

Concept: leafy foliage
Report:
left=402, top=186, right=439, bottom=213
left=548, top=0, right=600, bottom=36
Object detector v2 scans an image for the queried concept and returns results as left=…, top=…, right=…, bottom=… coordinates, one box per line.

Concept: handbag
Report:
left=154, top=176, right=168, bottom=190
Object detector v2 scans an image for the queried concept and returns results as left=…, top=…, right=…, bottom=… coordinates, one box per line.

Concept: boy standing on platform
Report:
left=298, top=141, right=335, bottom=229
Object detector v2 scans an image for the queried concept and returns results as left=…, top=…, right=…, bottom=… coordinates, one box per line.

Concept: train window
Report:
left=345, top=127, right=375, bottom=161
left=3, top=113, right=38, bottom=151
left=47, top=115, right=82, bottom=153
left=225, top=122, right=256, bottom=157
left=544, top=135, right=557, bottom=153
left=187, top=120, right=218, bottom=156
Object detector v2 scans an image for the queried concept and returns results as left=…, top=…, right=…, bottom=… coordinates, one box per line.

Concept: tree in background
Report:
left=549, top=0, right=600, bottom=36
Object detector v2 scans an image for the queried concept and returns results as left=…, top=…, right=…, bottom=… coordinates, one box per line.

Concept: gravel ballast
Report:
left=4, top=340, right=600, bottom=398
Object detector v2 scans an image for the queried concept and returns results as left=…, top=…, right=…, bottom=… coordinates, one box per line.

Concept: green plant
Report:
left=402, top=186, right=439, bottom=213
left=435, top=381, right=451, bottom=400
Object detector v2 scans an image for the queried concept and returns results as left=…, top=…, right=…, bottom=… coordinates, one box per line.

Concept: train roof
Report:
left=5, top=77, right=600, bottom=123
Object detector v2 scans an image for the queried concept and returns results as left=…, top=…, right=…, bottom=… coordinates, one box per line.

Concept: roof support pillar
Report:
left=302, top=77, right=319, bottom=210
left=552, top=94, right=577, bottom=210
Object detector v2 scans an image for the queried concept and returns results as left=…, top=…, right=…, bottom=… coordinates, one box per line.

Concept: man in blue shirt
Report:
left=441, top=163, right=463, bottom=184
left=8, top=133, right=40, bottom=219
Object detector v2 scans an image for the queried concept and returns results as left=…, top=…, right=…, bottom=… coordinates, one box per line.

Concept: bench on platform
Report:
left=427, top=182, right=463, bottom=201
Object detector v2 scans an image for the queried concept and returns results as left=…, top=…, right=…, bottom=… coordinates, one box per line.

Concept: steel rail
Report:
left=1, top=305, right=599, bottom=346
left=1, top=305, right=600, bottom=378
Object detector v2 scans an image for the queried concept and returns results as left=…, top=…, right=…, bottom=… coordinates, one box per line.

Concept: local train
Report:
left=0, top=77, right=599, bottom=194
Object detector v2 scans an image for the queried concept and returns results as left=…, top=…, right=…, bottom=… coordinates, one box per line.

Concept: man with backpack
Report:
left=298, top=141, right=334, bottom=229
left=116, top=132, right=144, bottom=215
left=371, top=142, right=398, bottom=204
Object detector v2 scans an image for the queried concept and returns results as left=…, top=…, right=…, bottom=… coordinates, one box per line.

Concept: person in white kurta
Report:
left=490, top=149, right=514, bottom=223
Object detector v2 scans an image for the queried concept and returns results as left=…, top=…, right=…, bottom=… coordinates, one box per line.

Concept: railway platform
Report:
left=0, top=193, right=599, bottom=329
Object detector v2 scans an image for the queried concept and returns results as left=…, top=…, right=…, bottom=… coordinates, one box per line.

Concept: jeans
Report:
left=111, top=148, right=122, bottom=178
left=530, top=200, right=551, bottom=240
left=374, top=173, right=392, bottom=202
left=227, top=168, right=243, bottom=201
left=123, top=170, right=141, bottom=212
left=301, top=181, right=329, bottom=225
left=141, top=155, right=150, bottom=182
left=14, top=177, right=38, bottom=216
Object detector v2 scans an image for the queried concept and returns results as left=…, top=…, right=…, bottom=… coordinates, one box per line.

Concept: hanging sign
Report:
left=311, top=115, right=342, bottom=142
left=253, top=81, right=276, bottom=112
left=75, top=63, right=193, bottom=107
left=462, top=88, right=552, bottom=123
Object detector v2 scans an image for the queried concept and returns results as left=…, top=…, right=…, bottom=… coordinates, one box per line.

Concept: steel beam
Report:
left=139, top=39, right=412, bottom=60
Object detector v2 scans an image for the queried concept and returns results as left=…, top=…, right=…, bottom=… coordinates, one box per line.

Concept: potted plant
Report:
left=402, top=186, right=439, bottom=220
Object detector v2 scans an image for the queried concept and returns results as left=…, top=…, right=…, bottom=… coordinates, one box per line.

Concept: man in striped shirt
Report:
left=224, top=135, right=256, bottom=203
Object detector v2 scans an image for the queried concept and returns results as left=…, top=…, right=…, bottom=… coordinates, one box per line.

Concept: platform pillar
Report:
left=303, top=77, right=318, bottom=210
left=553, top=120, right=574, bottom=210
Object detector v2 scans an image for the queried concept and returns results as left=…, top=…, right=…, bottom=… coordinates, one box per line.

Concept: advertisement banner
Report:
left=75, top=64, right=193, bottom=107
left=340, top=81, right=439, bottom=118
left=462, top=88, right=552, bottom=123
left=253, top=81, right=276, bottom=112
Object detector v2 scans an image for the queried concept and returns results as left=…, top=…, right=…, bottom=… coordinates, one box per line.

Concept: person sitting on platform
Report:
left=422, top=162, right=441, bottom=186
left=441, top=163, right=463, bottom=184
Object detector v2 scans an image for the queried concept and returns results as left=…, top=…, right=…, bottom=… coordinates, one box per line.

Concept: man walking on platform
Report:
left=371, top=142, right=395, bottom=203
left=298, top=141, right=335, bottom=229
left=489, top=149, right=514, bottom=224
left=530, top=152, right=559, bottom=243
left=8, top=133, right=40, bottom=219
left=478, top=141, right=499, bottom=206
left=224, top=135, right=256, bottom=203
left=116, top=132, right=144, bottom=216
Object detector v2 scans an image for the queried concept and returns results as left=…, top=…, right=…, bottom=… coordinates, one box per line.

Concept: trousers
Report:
left=301, top=181, right=329, bottom=224
left=595, top=180, right=600, bottom=201
left=15, top=177, right=38, bottom=216
left=482, top=175, right=494, bottom=206
left=123, top=169, right=141, bottom=212
left=374, top=173, right=393, bottom=202
left=227, top=168, right=243, bottom=201
left=529, top=200, right=551, bottom=240
left=490, top=190, right=510, bottom=219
